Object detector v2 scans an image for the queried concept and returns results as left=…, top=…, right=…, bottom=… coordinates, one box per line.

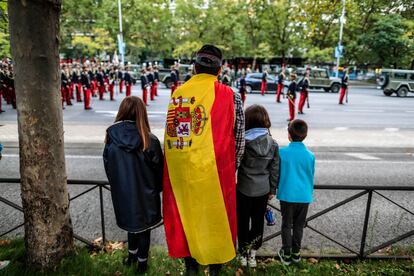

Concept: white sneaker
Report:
left=239, top=255, right=247, bottom=267
left=248, top=250, right=257, bottom=268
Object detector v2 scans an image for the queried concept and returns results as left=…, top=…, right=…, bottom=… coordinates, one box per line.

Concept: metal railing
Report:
left=264, top=185, right=414, bottom=259
left=1, top=178, right=413, bottom=258
left=0, top=178, right=110, bottom=247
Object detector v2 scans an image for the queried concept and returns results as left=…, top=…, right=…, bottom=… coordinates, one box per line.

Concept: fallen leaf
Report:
left=165, top=271, right=171, bottom=275
left=235, top=268, right=244, bottom=276
left=0, top=240, right=11, bottom=246
left=93, top=237, right=103, bottom=246
left=114, top=271, right=122, bottom=276
left=335, top=264, right=341, bottom=270
left=308, top=257, right=318, bottom=264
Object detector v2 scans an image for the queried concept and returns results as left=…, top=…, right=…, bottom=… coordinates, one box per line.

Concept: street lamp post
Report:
left=117, top=0, right=125, bottom=67
left=336, top=0, right=346, bottom=78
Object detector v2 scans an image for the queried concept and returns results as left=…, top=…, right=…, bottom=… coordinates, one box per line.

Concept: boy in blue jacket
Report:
left=277, top=119, right=315, bottom=265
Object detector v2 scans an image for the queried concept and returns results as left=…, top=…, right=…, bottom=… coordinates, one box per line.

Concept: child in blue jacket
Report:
left=277, top=119, right=315, bottom=265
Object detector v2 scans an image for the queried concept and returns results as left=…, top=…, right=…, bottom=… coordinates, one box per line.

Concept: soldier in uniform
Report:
left=239, top=72, right=247, bottom=104
left=286, top=73, right=297, bottom=122
left=170, top=66, right=178, bottom=95
left=298, top=69, right=310, bottom=114
left=339, top=69, right=349, bottom=105
left=96, top=67, right=106, bottom=100
left=88, top=66, right=97, bottom=97
left=60, top=65, right=70, bottom=108
left=80, top=66, right=92, bottom=110
left=153, top=65, right=159, bottom=96
left=8, top=66, right=16, bottom=109
left=140, top=68, right=149, bottom=105
left=118, top=68, right=124, bottom=94
left=124, top=68, right=133, bottom=97
left=108, top=66, right=116, bottom=101
left=0, top=65, right=6, bottom=113
left=147, top=66, right=155, bottom=101
left=261, top=70, right=268, bottom=96
left=276, top=67, right=286, bottom=103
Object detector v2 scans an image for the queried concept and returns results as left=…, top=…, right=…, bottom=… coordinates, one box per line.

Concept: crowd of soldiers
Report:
left=0, top=62, right=16, bottom=113
left=236, top=65, right=349, bottom=122
left=59, top=61, right=134, bottom=110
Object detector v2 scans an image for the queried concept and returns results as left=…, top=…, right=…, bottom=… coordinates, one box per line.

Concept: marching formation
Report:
left=59, top=62, right=135, bottom=110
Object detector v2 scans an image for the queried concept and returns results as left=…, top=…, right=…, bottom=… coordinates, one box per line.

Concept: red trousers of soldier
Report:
left=69, top=83, right=74, bottom=100
left=142, top=88, right=148, bottom=105
left=98, top=85, right=105, bottom=100
left=0, top=89, right=3, bottom=112
left=171, top=84, right=176, bottom=95
left=10, top=87, right=16, bottom=109
left=339, top=87, right=347, bottom=104
left=261, top=81, right=267, bottom=95
left=60, top=86, right=66, bottom=108
left=150, top=85, right=156, bottom=101
left=119, top=80, right=124, bottom=94
left=288, top=97, right=296, bottom=121
left=91, top=80, right=97, bottom=97
left=3, top=86, right=10, bottom=104
left=83, top=88, right=91, bottom=109
left=65, top=86, right=72, bottom=105
left=126, top=84, right=132, bottom=97
left=298, top=91, right=308, bottom=113
left=76, top=83, right=82, bottom=102
left=276, top=83, right=284, bottom=102
left=154, top=81, right=158, bottom=96
left=109, top=83, right=115, bottom=100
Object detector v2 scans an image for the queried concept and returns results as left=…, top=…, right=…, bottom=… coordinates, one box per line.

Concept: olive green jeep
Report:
left=377, top=69, right=414, bottom=97
left=296, top=67, right=342, bottom=93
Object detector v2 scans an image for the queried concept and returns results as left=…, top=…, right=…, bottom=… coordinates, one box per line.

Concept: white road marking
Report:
left=334, top=127, right=348, bottom=131
left=317, top=160, right=414, bottom=164
left=384, top=128, right=399, bottom=132
left=95, top=111, right=117, bottom=116
left=345, top=153, right=381, bottom=160
left=346, top=109, right=384, bottom=112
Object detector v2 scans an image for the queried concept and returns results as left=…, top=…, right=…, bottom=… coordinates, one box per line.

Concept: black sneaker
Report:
left=291, top=251, right=301, bottom=263
left=278, top=249, right=291, bottom=266
left=124, top=253, right=138, bottom=266
left=137, top=261, right=148, bottom=274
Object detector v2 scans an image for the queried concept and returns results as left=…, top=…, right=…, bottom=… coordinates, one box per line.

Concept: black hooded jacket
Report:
left=103, top=121, right=163, bottom=233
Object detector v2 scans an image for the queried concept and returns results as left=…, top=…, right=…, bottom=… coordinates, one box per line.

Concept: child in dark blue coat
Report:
left=103, top=96, right=163, bottom=274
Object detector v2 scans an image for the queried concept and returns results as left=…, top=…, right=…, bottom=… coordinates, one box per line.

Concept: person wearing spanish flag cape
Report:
left=163, top=45, right=245, bottom=276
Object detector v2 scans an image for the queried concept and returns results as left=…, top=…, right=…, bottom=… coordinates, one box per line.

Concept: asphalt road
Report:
left=1, top=85, right=413, bottom=255
left=1, top=85, right=414, bottom=130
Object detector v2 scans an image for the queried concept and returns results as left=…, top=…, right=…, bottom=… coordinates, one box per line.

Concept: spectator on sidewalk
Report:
left=163, top=44, right=245, bottom=276
left=236, top=105, right=279, bottom=268
left=103, top=96, right=164, bottom=274
left=277, top=119, right=315, bottom=266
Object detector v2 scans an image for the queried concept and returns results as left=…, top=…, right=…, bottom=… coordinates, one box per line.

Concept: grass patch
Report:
left=0, top=239, right=413, bottom=275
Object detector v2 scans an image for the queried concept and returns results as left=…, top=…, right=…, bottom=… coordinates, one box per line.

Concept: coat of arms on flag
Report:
left=166, top=96, right=208, bottom=149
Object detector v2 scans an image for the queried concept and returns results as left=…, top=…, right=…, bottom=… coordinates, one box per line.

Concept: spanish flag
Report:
left=163, top=73, right=237, bottom=265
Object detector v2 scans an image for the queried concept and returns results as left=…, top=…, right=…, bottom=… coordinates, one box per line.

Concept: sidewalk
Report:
left=2, top=123, right=414, bottom=149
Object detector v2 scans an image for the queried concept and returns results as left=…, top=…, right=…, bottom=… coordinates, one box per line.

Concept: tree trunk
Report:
left=8, top=0, right=73, bottom=269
